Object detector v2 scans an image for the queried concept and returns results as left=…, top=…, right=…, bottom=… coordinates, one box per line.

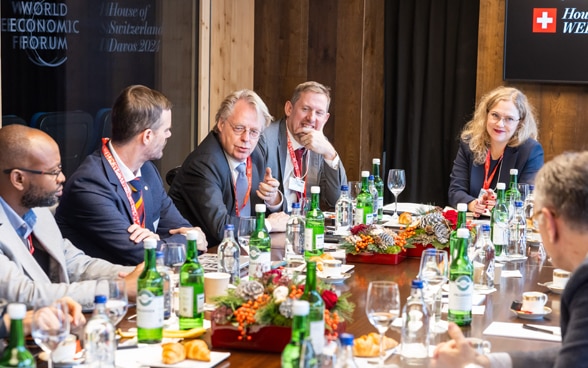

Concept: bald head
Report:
left=0, top=125, right=59, bottom=171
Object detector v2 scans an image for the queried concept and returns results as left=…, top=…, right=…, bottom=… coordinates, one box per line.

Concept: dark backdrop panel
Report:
left=384, top=0, right=480, bottom=206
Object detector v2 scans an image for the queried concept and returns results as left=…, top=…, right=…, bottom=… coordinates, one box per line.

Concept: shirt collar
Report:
left=287, top=128, right=304, bottom=150
left=0, top=196, right=36, bottom=239
left=108, top=141, right=142, bottom=181
left=223, top=152, right=246, bottom=172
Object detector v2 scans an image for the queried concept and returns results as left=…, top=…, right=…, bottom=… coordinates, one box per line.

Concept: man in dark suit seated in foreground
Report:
left=56, top=85, right=207, bottom=265
left=431, top=151, right=588, bottom=368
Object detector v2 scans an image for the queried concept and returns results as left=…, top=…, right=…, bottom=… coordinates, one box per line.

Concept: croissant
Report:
left=161, top=342, right=186, bottom=365
left=398, top=212, right=413, bottom=225
left=353, top=333, right=399, bottom=357
left=184, top=339, right=211, bottom=362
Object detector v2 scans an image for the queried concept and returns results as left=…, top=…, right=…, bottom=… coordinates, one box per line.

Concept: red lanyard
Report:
left=483, top=149, right=503, bottom=190
left=101, top=138, right=143, bottom=226
left=286, top=136, right=307, bottom=198
left=233, top=157, right=252, bottom=217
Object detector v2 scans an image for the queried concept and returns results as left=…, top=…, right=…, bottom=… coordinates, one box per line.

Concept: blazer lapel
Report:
left=499, top=146, right=520, bottom=185
left=102, top=153, right=135, bottom=223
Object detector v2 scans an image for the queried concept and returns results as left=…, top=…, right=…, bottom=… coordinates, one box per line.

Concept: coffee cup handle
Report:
left=540, top=294, right=548, bottom=305
left=482, top=340, right=492, bottom=354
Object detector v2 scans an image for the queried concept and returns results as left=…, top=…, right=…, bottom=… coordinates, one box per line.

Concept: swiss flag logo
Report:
left=533, top=8, right=557, bottom=33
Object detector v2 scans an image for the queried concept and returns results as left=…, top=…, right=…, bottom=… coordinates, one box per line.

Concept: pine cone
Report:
left=236, top=280, right=265, bottom=301
left=433, top=221, right=451, bottom=244
left=279, top=297, right=295, bottom=318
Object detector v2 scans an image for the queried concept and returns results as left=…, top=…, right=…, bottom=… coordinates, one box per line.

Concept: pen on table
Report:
left=522, top=324, right=561, bottom=336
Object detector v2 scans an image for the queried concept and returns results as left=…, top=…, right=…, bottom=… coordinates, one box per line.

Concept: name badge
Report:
left=289, top=176, right=305, bottom=193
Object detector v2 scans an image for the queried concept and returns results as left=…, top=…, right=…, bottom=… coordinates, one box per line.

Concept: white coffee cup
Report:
left=322, top=259, right=343, bottom=278
left=521, top=291, right=548, bottom=314
left=204, top=272, right=231, bottom=304
left=465, top=337, right=491, bottom=355
left=553, top=269, right=571, bottom=289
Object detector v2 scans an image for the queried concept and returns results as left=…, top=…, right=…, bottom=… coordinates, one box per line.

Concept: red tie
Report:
left=27, top=234, right=34, bottom=255
left=128, top=177, right=146, bottom=227
left=295, top=148, right=306, bottom=174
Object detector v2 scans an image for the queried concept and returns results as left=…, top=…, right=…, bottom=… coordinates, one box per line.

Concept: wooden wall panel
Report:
left=477, top=0, right=588, bottom=162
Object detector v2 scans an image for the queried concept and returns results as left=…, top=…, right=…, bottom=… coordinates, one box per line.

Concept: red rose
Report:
left=321, top=290, right=338, bottom=310
left=351, top=224, right=368, bottom=235
left=443, top=210, right=458, bottom=229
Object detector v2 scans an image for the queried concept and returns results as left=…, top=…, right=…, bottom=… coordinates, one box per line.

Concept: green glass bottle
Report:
left=354, top=171, right=374, bottom=225
left=0, top=304, right=36, bottom=368
left=299, top=261, right=325, bottom=355
left=281, top=300, right=317, bottom=368
left=505, top=168, right=521, bottom=210
left=248, top=204, right=271, bottom=280
left=448, top=228, right=473, bottom=326
left=304, top=187, right=325, bottom=260
left=491, top=183, right=509, bottom=259
left=179, top=230, right=205, bottom=329
left=137, top=238, right=164, bottom=343
left=449, top=203, right=467, bottom=263
left=372, top=158, right=385, bottom=221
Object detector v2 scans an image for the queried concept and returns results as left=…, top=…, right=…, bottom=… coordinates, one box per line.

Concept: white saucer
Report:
left=541, top=281, right=565, bottom=294
left=511, top=306, right=552, bottom=320
left=318, top=273, right=351, bottom=284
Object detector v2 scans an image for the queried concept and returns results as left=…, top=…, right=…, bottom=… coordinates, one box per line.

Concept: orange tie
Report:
left=128, top=177, right=145, bottom=227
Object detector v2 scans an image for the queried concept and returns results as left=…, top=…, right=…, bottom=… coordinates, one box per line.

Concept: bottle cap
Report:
left=94, top=295, right=107, bottom=304
left=372, top=158, right=381, bottom=164
left=369, top=175, right=375, bottom=180
left=156, top=250, right=164, bottom=259
left=497, top=182, right=506, bottom=190
left=481, top=224, right=491, bottom=232
left=224, top=224, right=235, bottom=231
left=457, top=203, right=467, bottom=212
left=339, top=333, right=355, bottom=346
left=186, top=230, right=199, bottom=241
left=292, top=202, right=301, bottom=209
left=255, top=204, right=267, bottom=213
left=361, top=171, right=369, bottom=178
left=411, top=279, right=425, bottom=289
left=529, top=184, right=535, bottom=190
left=457, top=228, right=470, bottom=239
left=514, top=200, right=524, bottom=207
left=311, top=186, right=320, bottom=194
left=144, top=238, right=157, bottom=249
left=291, top=300, right=310, bottom=316
left=510, top=169, right=518, bottom=175
left=7, top=303, right=26, bottom=320
left=340, top=185, right=349, bottom=191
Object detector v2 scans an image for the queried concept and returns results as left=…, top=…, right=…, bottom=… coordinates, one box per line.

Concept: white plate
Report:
left=318, top=273, right=351, bottom=284
left=116, top=346, right=230, bottom=368
left=382, top=202, right=435, bottom=215
left=540, top=281, right=565, bottom=294
left=511, top=306, right=552, bottom=320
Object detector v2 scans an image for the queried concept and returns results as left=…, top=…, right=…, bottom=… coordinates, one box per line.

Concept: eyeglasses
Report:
left=3, top=166, right=63, bottom=178
left=488, top=111, right=520, bottom=125
left=226, top=120, right=261, bottom=139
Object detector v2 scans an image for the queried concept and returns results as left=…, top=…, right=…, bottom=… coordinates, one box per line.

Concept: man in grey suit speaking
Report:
left=0, top=124, right=142, bottom=308
left=262, top=81, right=347, bottom=212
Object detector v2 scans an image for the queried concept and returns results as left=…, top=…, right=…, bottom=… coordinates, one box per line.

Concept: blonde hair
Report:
left=461, top=86, right=539, bottom=165
left=213, top=89, right=273, bottom=131
left=290, top=81, right=331, bottom=110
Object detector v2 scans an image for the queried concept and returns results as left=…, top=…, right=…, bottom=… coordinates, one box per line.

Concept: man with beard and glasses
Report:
left=0, top=124, right=143, bottom=308
left=56, top=85, right=207, bottom=265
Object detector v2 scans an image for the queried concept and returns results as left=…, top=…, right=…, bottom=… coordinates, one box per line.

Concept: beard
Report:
left=21, top=184, right=58, bottom=209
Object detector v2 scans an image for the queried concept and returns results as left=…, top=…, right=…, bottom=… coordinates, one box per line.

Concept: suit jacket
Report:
left=56, top=150, right=191, bottom=265
left=0, top=206, right=129, bottom=308
left=261, top=118, right=347, bottom=211
left=507, top=258, right=588, bottom=367
left=448, top=139, right=544, bottom=208
left=168, top=131, right=267, bottom=245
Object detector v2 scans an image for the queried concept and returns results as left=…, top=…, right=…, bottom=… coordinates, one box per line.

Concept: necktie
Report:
left=295, top=148, right=306, bottom=174
left=128, top=177, right=145, bottom=227
left=236, top=163, right=251, bottom=216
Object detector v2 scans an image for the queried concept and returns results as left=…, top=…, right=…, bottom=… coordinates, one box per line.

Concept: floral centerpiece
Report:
left=341, top=224, right=403, bottom=255
left=399, top=207, right=456, bottom=250
left=211, top=268, right=354, bottom=351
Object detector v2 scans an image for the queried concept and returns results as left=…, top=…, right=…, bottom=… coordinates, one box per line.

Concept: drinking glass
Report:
left=366, top=281, right=401, bottom=367
left=518, top=183, right=529, bottom=202
left=96, top=279, right=128, bottom=326
left=349, top=181, right=362, bottom=202
left=162, top=242, right=186, bottom=274
left=418, top=249, right=449, bottom=333
left=31, top=300, right=71, bottom=368
left=238, top=216, right=256, bottom=255
left=387, top=169, right=406, bottom=221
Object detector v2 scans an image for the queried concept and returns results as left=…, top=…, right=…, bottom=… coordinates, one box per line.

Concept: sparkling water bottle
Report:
left=84, top=295, right=116, bottom=368
left=0, top=303, right=36, bottom=368
left=372, top=158, right=385, bottom=222
left=491, top=183, right=509, bottom=260
left=155, top=251, right=172, bottom=320
left=285, top=202, right=306, bottom=260
left=472, top=224, right=495, bottom=290
left=335, top=185, right=352, bottom=232
left=401, top=279, right=430, bottom=366
left=368, top=175, right=379, bottom=221
left=508, top=201, right=526, bottom=258
left=336, top=333, right=358, bottom=368
left=218, top=224, right=241, bottom=283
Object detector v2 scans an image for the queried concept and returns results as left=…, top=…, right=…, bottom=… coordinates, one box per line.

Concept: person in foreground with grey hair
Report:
left=432, top=150, right=588, bottom=368
left=169, top=89, right=288, bottom=245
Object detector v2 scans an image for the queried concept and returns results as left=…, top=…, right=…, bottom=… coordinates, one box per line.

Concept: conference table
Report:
left=114, top=232, right=561, bottom=367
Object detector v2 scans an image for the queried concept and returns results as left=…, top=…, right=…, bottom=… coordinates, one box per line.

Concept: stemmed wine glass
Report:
left=162, top=243, right=187, bottom=274
left=31, top=300, right=71, bottom=368
left=96, top=279, right=128, bottom=326
left=418, top=249, right=449, bottom=333
left=366, top=281, right=401, bottom=367
left=387, top=169, right=406, bottom=221
left=238, top=216, right=256, bottom=255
